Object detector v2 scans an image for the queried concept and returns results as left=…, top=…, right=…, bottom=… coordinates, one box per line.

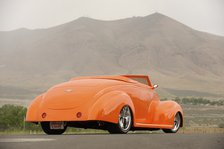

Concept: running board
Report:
left=135, top=123, right=173, bottom=129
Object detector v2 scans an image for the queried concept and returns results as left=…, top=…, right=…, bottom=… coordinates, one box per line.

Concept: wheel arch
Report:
left=171, top=103, right=184, bottom=128
left=127, top=105, right=135, bottom=128
left=177, top=111, right=183, bottom=127
left=88, top=90, right=135, bottom=124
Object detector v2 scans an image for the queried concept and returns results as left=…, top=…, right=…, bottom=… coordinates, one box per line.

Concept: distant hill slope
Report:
left=0, top=13, right=224, bottom=99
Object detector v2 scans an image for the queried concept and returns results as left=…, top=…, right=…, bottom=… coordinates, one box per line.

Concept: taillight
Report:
left=76, top=112, right=82, bottom=118
left=42, top=113, right=47, bottom=118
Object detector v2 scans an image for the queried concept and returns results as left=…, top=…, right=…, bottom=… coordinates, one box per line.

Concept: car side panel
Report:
left=88, top=90, right=135, bottom=123
left=97, top=84, right=155, bottom=124
left=123, top=85, right=154, bottom=123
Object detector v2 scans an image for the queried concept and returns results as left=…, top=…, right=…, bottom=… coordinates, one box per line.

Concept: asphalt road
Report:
left=0, top=133, right=224, bottom=149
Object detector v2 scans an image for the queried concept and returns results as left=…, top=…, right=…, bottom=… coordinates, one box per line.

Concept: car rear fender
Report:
left=88, top=90, right=135, bottom=124
left=26, top=94, right=44, bottom=122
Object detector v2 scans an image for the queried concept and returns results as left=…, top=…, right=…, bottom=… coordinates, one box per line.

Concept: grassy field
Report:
left=182, top=104, right=224, bottom=127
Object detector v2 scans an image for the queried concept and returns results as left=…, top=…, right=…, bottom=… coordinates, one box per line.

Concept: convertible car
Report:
left=26, top=75, right=183, bottom=134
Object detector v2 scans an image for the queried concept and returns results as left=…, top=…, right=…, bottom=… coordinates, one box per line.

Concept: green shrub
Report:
left=171, top=97, right=223, bottom=106
left=0, top=104, right=40, bottom=131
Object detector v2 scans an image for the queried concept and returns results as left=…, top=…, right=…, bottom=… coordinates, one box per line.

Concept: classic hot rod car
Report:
left=26, top=75, right=183, bottom=134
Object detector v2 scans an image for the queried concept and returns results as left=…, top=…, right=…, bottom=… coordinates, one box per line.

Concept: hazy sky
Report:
left=0, top=0, right=224, bottom=36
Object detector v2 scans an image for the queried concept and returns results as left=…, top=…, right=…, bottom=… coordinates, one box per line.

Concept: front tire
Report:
left=163, top=113, right=181, bottom=133
left=41, top=122, right=67, bottom=135
left=108, top=106, right=132, bottom=134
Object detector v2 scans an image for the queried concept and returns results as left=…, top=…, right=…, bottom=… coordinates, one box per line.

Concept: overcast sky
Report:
left=0, top=0, right=224, bottom=36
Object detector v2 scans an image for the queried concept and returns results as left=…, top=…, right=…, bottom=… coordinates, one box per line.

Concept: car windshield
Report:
left=130, top=77, right=149, bottom=85
left=122, top=75, right=152, bottom=86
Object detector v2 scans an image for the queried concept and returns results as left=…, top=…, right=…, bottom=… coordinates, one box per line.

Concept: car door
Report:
left=127, top=84, right=154, bottom=123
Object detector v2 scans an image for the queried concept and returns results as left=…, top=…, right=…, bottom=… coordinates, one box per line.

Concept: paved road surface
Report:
left=0, top=133, right=224, bottom=149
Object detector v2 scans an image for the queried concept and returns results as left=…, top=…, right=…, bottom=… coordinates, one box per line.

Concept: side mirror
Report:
left=153, top=84, right=159, bottom=89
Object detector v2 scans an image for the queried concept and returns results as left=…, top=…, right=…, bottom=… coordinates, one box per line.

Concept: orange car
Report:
left=26, top=75, right=183, bottom=134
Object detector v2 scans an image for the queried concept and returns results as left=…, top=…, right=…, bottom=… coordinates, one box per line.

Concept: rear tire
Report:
left=41, top=122, right=67, bottom=135
left=108, top=106, right=132, bottom=134
left=163, top=113, right=181, bottom=133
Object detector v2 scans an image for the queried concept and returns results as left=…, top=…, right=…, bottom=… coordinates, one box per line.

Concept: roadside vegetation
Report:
left=0, top=97, right=224, bottom=134
left=0, top=104, right=41, bottom=133
left=162, top=97, right=224, bottom=106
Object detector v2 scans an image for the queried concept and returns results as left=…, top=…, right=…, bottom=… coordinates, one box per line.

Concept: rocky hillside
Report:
left=0, top=13, right=224, bottom=99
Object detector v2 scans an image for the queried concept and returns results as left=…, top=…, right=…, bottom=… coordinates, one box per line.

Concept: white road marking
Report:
left=0, top=138, right=55, bottom=143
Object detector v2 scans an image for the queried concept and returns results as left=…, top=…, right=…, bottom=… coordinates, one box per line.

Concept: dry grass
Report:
left=179, top=127, right=224, bottom=134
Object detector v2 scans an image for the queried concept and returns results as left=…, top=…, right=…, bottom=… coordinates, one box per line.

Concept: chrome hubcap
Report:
left=172, top=113, right=181, bottom=132
left=119, top=106, right=131, bottom=131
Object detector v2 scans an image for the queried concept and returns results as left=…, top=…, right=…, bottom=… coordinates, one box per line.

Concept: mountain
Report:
left=0, top=13, right=224, bottom=101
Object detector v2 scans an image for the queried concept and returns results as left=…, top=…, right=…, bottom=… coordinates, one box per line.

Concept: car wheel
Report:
left=163, top=113, right=181, bottom=133
left=41, top=122, right=67, bottom=135
left=108, top=106, right=132, bottom=134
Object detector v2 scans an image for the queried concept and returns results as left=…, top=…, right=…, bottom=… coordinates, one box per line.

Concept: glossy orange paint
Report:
left=26, top=75, right=183, bottom=130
